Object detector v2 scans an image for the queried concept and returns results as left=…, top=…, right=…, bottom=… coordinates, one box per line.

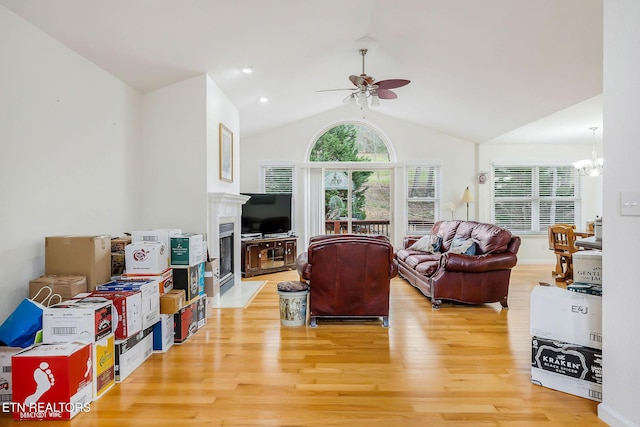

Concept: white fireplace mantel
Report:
left=207, top=192, right=250, bottom=290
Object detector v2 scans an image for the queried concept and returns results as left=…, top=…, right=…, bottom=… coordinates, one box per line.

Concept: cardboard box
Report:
left=573, top=250, right=602, bottom=285
left=530, top=285, right=602, bottom=349
left=29, top=275, right=88, bottom=303
left=43, top=298, right=113, bottom=344
left=45, top=235, right=111, bottom=291
left=114, top=327, right=153, bottom=383
left=111, top=236, right=131, bottom=253
left=97, top=279, right=160, bottom=330
left=160, top=289, right=185, bottom=314
left=152, top=314, right=174, bottom=353
left=111, top=253, right=125, bottom=277
left=174, top=295, right=206, bottom=344
left=531, top=337, right=602, bottom=402
left=92, top=333, right=115, bottom=400
left=88, top=291, right=143, bottom=340
left=125, top=241, right=168, bottom=275
left=0, top=347, right=26, bottom=403
left=123, top=267, right=173, bottom=296
left=170, top=233, right=204, bottom=267
left=11, top=342, right=92, bottom=420
left=172, top=264, right=203, bottom=302
left=204, top=259, right=220, bottom=297
left=131, top=229, right=181, bottom=265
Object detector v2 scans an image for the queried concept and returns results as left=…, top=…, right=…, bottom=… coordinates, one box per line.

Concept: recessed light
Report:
left=241, top=66, right=253, bottom=74
left=259, top=97, right=268, bottom=103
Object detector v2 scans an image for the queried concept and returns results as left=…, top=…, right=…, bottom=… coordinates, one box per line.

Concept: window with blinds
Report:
left=493, top=165, right=580, bottom=233
left=407, top=165, right=440, bottom=234
left=261, top=165, right=294, bottom=194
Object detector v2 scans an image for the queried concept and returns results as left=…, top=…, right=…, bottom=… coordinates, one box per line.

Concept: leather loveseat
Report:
left=296, top=234, right=398, bottom=327
left=396, top=220, right=520, bottom=309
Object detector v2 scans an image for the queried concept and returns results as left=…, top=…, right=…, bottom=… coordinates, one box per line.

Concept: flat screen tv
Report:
left=241, top=193, right=292, bottom=235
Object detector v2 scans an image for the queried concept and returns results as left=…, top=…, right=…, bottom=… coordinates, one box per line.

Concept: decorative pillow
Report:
left=409, top=235, right=441, bottom=253
left=449, top=237, right=477, bottom=255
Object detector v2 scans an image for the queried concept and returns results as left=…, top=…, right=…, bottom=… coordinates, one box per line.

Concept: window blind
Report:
left=493, top=165, right=579, bottom=233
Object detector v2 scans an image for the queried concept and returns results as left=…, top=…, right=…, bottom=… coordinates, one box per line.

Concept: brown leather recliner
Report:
left=396, top=220, right=521, bottom=309
left=296, top=234, right=398, bottom=327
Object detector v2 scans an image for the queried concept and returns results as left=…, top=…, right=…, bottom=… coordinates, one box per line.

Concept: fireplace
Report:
left=219, top=222, right=234, bottom=295
left=208, top=192, right=251, bottom=297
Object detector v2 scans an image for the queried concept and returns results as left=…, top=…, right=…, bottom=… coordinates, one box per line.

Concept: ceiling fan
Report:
left=318, top=48, right=410, bottom=109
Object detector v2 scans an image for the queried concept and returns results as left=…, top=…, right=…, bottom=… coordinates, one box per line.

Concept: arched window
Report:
left=308, top=123, right=393, bottom=237
left=309, top=123, right=391, bottom=162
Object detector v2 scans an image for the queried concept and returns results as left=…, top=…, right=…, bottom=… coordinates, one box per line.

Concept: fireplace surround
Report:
left=208, top=192, right=250, bottom=294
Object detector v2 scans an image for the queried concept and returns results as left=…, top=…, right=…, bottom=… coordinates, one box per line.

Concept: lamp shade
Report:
left=461, top=187, right=473, bottom=204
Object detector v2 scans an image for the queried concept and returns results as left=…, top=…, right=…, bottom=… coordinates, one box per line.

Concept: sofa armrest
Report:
left=403, top=235, right=424, bottom=249
left=296, top=252, right=311, bottom=280
left=440, top=252, right=517, bottom=273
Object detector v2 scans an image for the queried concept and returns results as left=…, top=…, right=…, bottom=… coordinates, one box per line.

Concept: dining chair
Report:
left=547, top=224, right=582, bottom=283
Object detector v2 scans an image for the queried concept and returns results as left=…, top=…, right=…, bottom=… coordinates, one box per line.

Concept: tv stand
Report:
left=241, top=236, right=298, bottom=278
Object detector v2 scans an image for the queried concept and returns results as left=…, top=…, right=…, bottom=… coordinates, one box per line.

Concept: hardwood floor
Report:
left=2, top=265, right=606, bottom=426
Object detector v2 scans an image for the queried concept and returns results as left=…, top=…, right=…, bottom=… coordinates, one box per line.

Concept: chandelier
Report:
left=573, top=126, right=603, bottom=177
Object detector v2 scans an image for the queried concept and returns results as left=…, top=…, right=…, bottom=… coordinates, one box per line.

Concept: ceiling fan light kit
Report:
left=319, top=48, right=410, bottom=110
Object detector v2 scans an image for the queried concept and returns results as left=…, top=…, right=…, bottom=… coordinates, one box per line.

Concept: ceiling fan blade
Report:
left=376, top=88, right=398, bottom=99
left=376, top=79, right=411, bottom=89
left=316, top=88, right=356, bottom=92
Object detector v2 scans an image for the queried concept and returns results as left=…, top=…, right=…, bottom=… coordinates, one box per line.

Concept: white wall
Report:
left=0, top=6, right=142, bottom=320
left=142, top=73, right=240, bottom=257
left=142, top=74, right=208, bottom=233
left=240, top=106, right=476, bottom=248
left=206, top=75, right=240, bottom=195
left=598, top=1, right=640, bottom=425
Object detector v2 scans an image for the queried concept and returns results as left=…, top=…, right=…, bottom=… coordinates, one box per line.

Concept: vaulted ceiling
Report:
left=1, top=0, right=603, bottom=143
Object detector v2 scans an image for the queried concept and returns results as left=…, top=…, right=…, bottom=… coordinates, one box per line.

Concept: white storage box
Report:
left=573, top=250, right=602, bottom=285
left=125, top=241, right=167, bottom=275
left=530, top=285, right=602, bottom=349
left=43, top=298, right=114, bottom=343
left=131, top=229, right=182, bottom=266
left=114, top=327, right=153, bottom=382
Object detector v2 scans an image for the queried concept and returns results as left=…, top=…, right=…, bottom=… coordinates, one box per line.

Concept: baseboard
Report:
left=598, top=403, right=639, bottom=427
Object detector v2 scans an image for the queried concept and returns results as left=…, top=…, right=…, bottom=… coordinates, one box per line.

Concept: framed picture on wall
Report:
left=219, top=123, right=233, bottom=182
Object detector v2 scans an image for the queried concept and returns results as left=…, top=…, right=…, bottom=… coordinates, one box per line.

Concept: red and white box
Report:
left=11, top=342, right=92, bottom=421
left=0, top=347, right=27, bottom=403
left=42, top=298, right=113, bottom=344
left=122, top=267, right=173, bottom=296
left=88, top=291, right=143, bottom=340
left=97, top=279, right=160, bottom=330
left=125, top=241, right=168, bottom=275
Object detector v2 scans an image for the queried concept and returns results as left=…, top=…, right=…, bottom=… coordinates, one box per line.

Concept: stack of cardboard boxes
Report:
left=6, top=230, right=221, bottom=421
left=530, top=250, right=603, bottom=402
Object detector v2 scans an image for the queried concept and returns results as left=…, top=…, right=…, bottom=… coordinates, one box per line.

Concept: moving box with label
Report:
left=42, top=298, right=113, bottom=344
